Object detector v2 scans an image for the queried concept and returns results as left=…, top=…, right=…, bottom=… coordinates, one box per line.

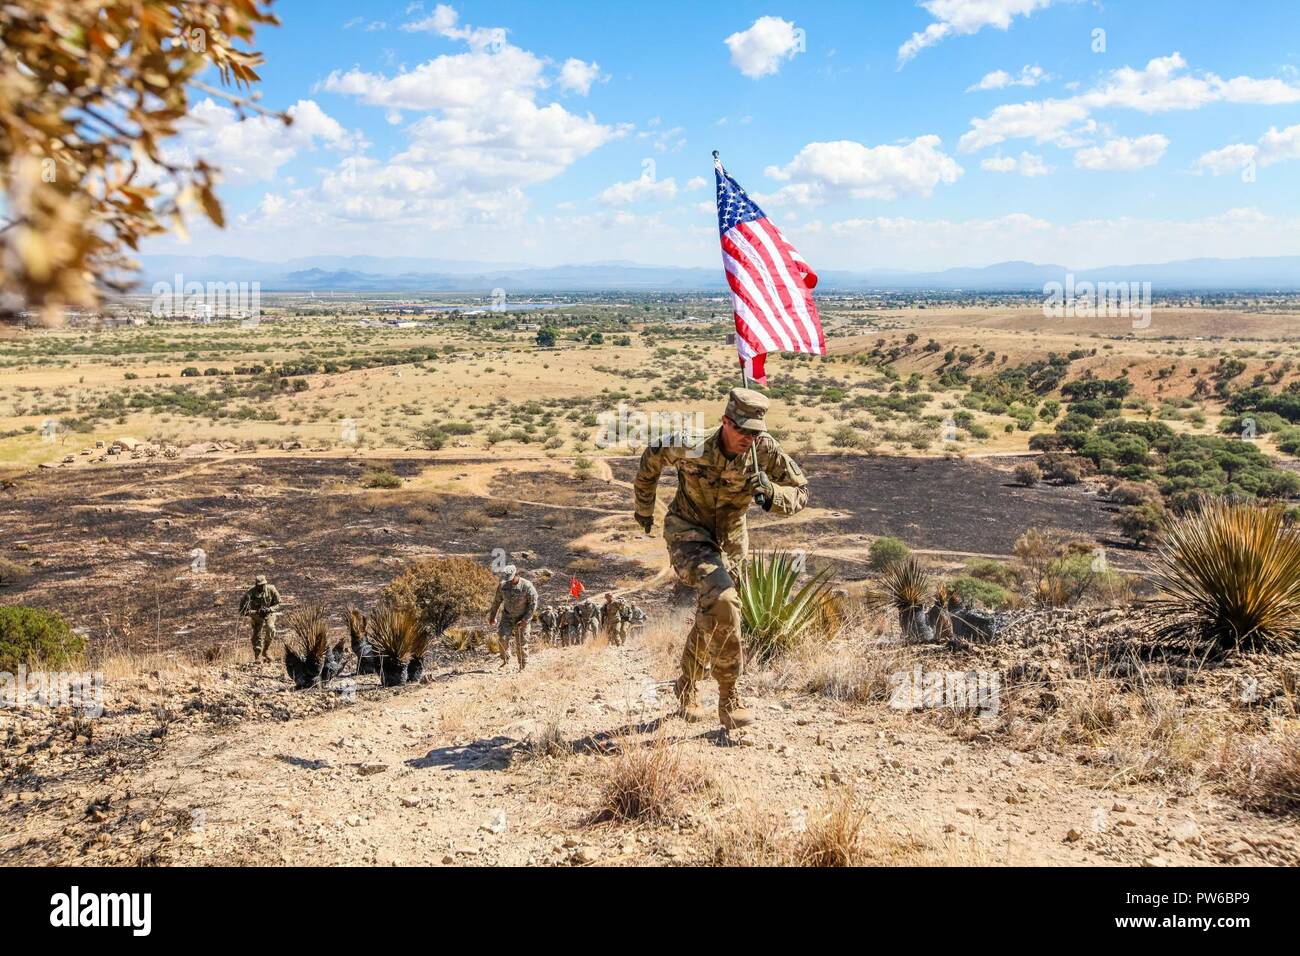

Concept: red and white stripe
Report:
left=722, top=218, right=824, bottom=385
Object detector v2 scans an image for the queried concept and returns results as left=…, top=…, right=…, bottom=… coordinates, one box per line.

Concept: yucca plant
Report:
left=346, top=604, right=381, bottom=676
left=869, top=553, right=934, bottom=642
left=284, top=606, right=345, bottom=689
left=366, top=606, right=431, bottom=686
left=1150, top=498, right=1300, bottom=652
left=737, top=549, right=837, bottom=664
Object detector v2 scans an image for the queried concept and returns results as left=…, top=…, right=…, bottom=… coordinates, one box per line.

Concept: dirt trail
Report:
left=10, top=637, right=1292, bottom=867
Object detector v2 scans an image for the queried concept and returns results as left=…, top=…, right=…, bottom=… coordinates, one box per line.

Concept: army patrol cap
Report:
left=254, top=574, right=268, bottom=585
left=725, top=387, right=769, bottom=433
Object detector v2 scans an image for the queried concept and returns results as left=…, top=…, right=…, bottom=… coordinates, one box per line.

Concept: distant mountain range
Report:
left=132, top=254, right=1300, bottom=293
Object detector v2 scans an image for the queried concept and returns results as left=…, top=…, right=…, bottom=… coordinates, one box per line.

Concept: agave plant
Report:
left=284, top=606, right=346, bottom=689
left=869, top=553, right=934, bottom=642
left=366, top=606, right=431, bottom=686
left=346, top=604, right=381, bottom=676
left=1150, top=498, right=1300, bottom=652
left=737, top=549, right=838, bottom=664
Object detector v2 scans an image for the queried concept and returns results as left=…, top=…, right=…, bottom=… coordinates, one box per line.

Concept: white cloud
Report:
left=1073, top=134, right=1169, bottom=171
left=967, top=64, right=1049, bottom=91
left=635, top=124, right=686, bottom=154
left=1196, top=123, right=1300, bottom=174
left=402, top=3, right=505, bottom=50
left=685, top=176, right=708, bottom=190
left=318, top=34, right=614, bottom=197
left=899, top=0, right=1053, bottom=65
left=171, top=98, right=361, bottom=185
left=275, top=7, right=619, bottom=242
left=980, top=151, right=1051, bottom=176
left=598, top=175, right=679, bottom=205
left=960, top=53, right=1300, bottom=152
left=724, top=16, right=803, bottom=79
left=763, top=136, right=963, bottom=204
left=558, top=58, right=603, bottom=96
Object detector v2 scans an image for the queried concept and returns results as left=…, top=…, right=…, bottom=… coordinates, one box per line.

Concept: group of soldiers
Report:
left=487, top=564, right=643, bottom=672
left=536, top=593, right=644, bottom=648
left=240, top=387, right=810, bottom=733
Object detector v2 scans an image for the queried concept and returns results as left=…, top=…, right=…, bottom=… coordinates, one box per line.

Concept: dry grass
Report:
left=590, top=735, right=712, bottom=825
left=640, top=610, right=691, bottom=681
left=1211, top=725, right=1300, bottom=815
left=795, top=787, right=873, bottom=866
left=519, top=715, right=572, bottom=761
left=748, top=610, right=908, bottom=704
left=704, top=787, right=992, bottom=866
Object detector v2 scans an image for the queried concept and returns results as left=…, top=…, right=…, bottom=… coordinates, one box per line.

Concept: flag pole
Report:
left=717, top=147, right=767, bottom=506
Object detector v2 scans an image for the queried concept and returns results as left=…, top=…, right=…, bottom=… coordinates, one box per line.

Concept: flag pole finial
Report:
left=712, top=149, right=724, bottom=172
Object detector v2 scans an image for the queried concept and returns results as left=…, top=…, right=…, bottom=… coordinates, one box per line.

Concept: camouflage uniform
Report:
left=490, top=574, right=538, bottom=670
left=239, top=576, right=282, bottom=661
left=561, top=605, right=579, bottom=646
left=600, top=595, right=632, bottom=646
left=538, top=605, right=559, bottom=644
left=634, top=388, right=808, bottom=727
left=577, top=599, right=599, bottom=642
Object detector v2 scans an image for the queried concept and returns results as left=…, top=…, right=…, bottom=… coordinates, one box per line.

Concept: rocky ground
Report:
left=3, top=611, right=1296, bottom=867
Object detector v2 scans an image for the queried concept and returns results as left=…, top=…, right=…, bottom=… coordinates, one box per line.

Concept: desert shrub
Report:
left=1013, top=529, right=1107, bottom=607
left=1013, top=462, right=1041, bottom=487
left=0, top=606, right=84, bottom=671
left=867, top=536, right=910, bottom=571
left=414, top=423, right=448, bottom=450
left=382, top=556, right=497, bottom=638
left=1150, top=499, right=1300, bottom=651
left=948, top=575, right=1015, bottom=610
left=1116, top=501, right=1166, bottom=547
left=1107, top=480, right=1160, bottom=506
left=0, top=557, right=31, bottom=585
left=362, top=468, right=402, bottom=489
left=573, top=456, right=593, bottom=480
left=870, top=553, right=933, bottom=640
left=737, top=549, right=837, bottom=663
left=963, top=558, right=1019, bottom=589
left=283, top=606, right=345, bottom=689
left=365, top=606, right=431, bottom=686
left=829, top=423, right=868, bottom=450
left=1048, top=459, right=1083, bottom=484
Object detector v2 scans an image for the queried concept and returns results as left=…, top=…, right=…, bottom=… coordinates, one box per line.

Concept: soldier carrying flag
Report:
left=630, top=152, right=823, bottom=731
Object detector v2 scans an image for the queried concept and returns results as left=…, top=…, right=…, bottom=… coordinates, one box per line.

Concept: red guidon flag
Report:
left=569, top=576, right=584, bottom=599
left=714, top=154, right=825, bottom=386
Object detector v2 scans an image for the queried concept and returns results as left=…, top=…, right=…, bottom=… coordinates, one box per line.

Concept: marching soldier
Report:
left=239, top=574, right=283, bottom=662
left=538, top=605, right=559, bottom=644
left=600, top=592, right=631, bottom=646
left=633, top=388, right=808, bottom=729
left=488, top=565, right=538, bottom=671
left=577, top=598, right=599, bottom=643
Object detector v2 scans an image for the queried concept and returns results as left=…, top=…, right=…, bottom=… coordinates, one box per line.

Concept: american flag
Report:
left=715, top=158, right=825, bottom=385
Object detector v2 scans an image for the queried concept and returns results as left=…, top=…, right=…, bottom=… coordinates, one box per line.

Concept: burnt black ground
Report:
left=0, top=452, right=1134, bottom=657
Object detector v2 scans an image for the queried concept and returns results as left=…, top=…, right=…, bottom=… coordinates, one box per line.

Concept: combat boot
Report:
left=718, top=686, right=753, bottom=730
left=673, top=675, right=706, bottom=723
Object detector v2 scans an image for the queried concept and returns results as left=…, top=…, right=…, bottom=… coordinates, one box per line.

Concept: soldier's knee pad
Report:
left=700, top=585, right=741, bottom=631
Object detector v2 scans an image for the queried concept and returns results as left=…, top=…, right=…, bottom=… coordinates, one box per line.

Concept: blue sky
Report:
left=150, top=0, right=1300, bottom=270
